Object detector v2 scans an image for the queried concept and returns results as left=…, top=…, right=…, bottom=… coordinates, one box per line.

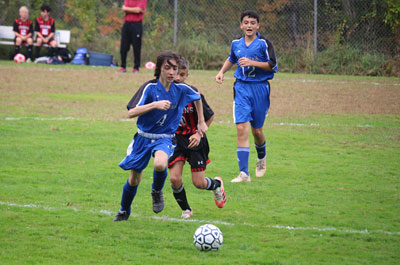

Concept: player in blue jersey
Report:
left=168, top=57, right=226, bottom=219
left=215, top=10, right=278, bottom=182
left=113, top=50, right=208, bottom=221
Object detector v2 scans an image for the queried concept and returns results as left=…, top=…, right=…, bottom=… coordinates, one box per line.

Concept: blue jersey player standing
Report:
left=215, top=10, right=278, bottom=182
left=114, top=50, right=208, bottom=221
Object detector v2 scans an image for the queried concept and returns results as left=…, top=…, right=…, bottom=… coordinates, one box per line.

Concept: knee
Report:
left=170, top=175, right=182, bottom=189
left=36, top=39, right=42, bottom=46
left=237, top=126, right=248, bottom=140
left=153, top=162, right=166, bottom=172
left=128, top=174, right=141, bottom=186
left=192, top=178, right=206, bottom=189
left=15, top=38, right=22, bottom=45
left=27, top=38, right=33, bottom=45
left=252, top=128, right=265, bottom=141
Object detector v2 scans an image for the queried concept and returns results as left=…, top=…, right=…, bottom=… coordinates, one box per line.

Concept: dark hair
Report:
left=154, top=50, right=180, bottom=78
left=40, top=4, right=51, bottom=12
left=240, top=10, right=259, bottom=23
left=178, top=56, right=189, bottom=71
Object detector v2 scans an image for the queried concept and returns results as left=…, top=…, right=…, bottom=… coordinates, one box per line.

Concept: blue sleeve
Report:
left=227, top=41, right=237, bottom=63
left=182, top=85, right=200, bottom=107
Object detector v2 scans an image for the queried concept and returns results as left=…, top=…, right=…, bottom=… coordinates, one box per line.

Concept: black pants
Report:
left=120, top=21, right=143, bottom=70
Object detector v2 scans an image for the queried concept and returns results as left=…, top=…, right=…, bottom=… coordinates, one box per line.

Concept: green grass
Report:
left=0, top=61, right=399, bottom=264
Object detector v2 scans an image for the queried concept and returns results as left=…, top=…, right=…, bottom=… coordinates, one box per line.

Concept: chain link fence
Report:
left=1, top=0, right=398, bottom=74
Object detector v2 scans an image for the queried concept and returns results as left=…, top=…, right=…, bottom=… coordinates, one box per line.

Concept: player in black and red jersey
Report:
left=168, top=57, right=226, bottom=219
left=34, top=4, right=57, bottom=59
left=13, top=6, right=34, bottom=62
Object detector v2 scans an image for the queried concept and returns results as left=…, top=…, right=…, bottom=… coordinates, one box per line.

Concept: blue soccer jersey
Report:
left=127, top=79, right=201, bottom=135
left=228, top=32, right=278, bottom=82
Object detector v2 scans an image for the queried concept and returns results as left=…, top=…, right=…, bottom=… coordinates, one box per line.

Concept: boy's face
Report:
left=175, top=68, right=188, bottom=83
left=20, top=9, right=28, bottom=20
left=41, top=10, right=50, bottom=19
left=160, top=59, right=179, bottom=84
left=240, top=16, right=259, bottom=38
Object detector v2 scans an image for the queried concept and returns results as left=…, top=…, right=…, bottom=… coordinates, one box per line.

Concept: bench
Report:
left=0, top=25, right=70, bottom=48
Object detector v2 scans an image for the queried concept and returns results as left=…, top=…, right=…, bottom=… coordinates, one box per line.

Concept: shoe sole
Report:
left=214, top=176, right=226, bottom=208
left=255, top=172, right=265, bottom=178
left=231, top=177, right=251, bottom=182
left=181, top=213, right=193, bottom=219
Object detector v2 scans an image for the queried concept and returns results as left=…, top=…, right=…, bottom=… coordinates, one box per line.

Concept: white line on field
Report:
left=4, top=117, right=78, bottom=121
left=280, top=79, right=400, bottom=87
left=1, top=201, right=399, bottom=236
left=2, top=117, right=377, bottom=129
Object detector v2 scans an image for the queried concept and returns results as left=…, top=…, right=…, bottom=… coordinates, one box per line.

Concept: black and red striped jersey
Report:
left=13, top=18, right=33, bottom=36
left=176, top=85, right=214, bottom=136
left=35, top=16, right=55, bottom=37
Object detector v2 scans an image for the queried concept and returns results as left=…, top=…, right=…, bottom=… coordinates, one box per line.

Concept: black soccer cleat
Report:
left=113, top=210, right=129, bottom=222
left=151, top=189, right=164, bottom=214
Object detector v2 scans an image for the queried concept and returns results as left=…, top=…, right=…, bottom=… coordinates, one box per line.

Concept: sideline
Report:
left=1, top=201, right=399, bottom=236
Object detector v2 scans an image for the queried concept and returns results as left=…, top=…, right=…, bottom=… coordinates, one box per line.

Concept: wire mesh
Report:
left=0, top=0, right=398, bottom=69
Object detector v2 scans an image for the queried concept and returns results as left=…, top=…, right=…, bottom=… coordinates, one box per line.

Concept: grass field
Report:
left=1, top=61, right=399, bottom=264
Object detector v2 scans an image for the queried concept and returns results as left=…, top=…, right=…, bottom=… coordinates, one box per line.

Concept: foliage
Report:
left=384, top=0, right=400, bottom=31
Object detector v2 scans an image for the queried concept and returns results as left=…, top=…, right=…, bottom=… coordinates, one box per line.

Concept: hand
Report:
left=188, top=133, right=201, bottom=148
left=196, top=121, right=208, bottom=137
left=154, top=100, right=171, bottom=110
left=238, top=57, right=253, bottom=67
left=215, top=72, right=224, bottom=84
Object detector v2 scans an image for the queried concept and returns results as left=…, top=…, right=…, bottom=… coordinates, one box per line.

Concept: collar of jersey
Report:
left=241, top=32, right=260, bottom=47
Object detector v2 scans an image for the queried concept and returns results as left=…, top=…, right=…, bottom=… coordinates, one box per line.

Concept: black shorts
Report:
left=168, top=134, right=210, bottom=172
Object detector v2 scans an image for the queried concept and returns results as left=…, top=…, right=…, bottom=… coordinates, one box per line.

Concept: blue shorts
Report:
left=233, top=80, right=270, bottom=129
left=119, top=134, right=175, bottom=172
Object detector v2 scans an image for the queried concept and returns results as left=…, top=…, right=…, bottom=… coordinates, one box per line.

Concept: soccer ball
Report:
left=193, top=224, right=223, bottom=251
left=14, top=53, right=26, bottom=63
left=144, top=61, right=156, bottom=69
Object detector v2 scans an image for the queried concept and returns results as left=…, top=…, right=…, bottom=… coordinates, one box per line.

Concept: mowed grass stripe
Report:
left=2, top=201, right=400, bottom=236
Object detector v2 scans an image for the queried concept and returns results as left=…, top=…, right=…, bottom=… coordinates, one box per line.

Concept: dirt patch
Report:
left=267, top=77, right=400, bottom=118
left=1, top=65, right=399, bottom=121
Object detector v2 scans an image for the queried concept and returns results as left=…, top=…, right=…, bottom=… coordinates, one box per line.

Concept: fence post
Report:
left=314, top=0, right=318, bottom=60
left=173, top=0, right=178, bottom=49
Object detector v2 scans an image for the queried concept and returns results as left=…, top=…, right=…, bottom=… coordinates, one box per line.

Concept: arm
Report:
left=34, top=20, right=44, bottom=41
left=13, top=22, right=25, bottom=40
left=238, top=58, right=273, bottom=71
left=205, top=114, right=214, bottom=127
left=193, top=99, right=208, bottom=137
left=188, top=113, right=214, bottom=149
left=215, top=59, right=234, bottom=84
left=122, top=5, right=145, bottom=13
left=127, top=100, right=171, bottom=118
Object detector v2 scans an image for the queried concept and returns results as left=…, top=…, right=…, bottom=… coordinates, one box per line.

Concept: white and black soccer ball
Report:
left=14, top=53, right=26, bottom=63
left=193, top=224, right=223, bottom=251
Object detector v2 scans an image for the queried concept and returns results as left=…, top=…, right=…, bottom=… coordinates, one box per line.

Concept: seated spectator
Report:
left=35, top=4, right=57, bottom=59
left=13, top=6, right=33, bottom=62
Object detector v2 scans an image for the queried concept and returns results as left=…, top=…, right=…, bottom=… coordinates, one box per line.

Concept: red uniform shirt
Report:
left=176, top=93, right=214, bottom=136
left=13, top=18, right=33, bottom=36
left=124, top=0, right=147, bottom=22
left=35, top=17, right=55, bottom=37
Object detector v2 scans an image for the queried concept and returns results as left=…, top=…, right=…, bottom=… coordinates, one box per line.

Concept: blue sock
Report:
left=255, top=142, right=266, bottom=159
left=237, top=147, right=250, bottom=175
left=152, top=168, right=168, bottom=191
left=120, top=179, right=138, bottom=215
